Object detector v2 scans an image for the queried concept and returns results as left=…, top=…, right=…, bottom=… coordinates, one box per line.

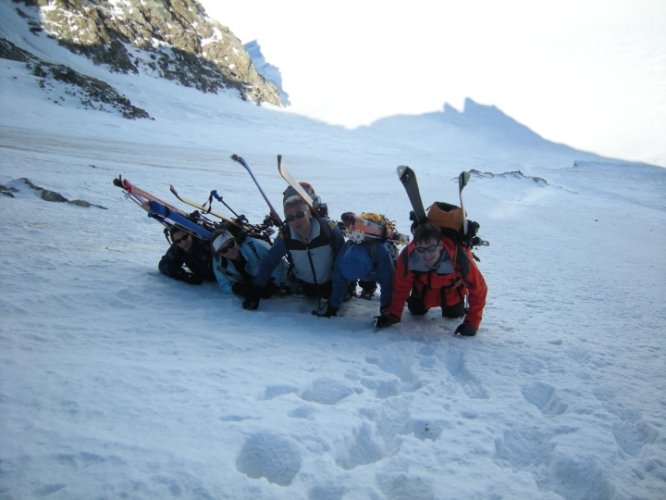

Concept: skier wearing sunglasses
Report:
left=374, top=222, right=487, bottom=336
left=242, top=184, right=344, bottom=311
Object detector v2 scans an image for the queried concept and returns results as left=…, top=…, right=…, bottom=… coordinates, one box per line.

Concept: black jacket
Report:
left=158, top=238, right=215, bottom=282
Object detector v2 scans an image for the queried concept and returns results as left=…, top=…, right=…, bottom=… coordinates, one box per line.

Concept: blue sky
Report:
left=201, top=0, right=665, bottom=166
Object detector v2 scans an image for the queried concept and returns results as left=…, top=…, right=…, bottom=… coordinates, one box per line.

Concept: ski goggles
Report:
left=173, top=233, right=191, bottom=244
left=212, top=231, right=235, bottom=255
left=284, top=211, right=307, bottom=223
left=218, top=240, right=236, bottom=254
left=414, top=243, right=440, bottom=254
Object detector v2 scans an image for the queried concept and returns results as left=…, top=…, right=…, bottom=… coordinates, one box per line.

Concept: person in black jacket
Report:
left=158, top=227, right=215, bottom=285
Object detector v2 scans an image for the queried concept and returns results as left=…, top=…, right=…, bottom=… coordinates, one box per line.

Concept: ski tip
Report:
left=459, top=170, right=471, bottom=188
left=277, top=154, right=282, bottom=164
left=397, top=165, right=413, bottom=179
left=116, top=177, right=132, bottom=191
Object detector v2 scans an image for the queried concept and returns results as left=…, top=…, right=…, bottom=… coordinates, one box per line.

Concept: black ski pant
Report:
left=407, top=287, right=466, bottom=318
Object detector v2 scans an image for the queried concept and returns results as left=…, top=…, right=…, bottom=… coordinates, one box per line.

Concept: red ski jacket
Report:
left=388, top=237, right=487, bottom=329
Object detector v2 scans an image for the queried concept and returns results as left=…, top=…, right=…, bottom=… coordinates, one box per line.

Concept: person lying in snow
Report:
left=210, top=228, right=288, bottom=297
left=242, top=184, right=345, bottom=310
left=314, top=238, right=396, bottom=318
left=374, top=222, right=487, bottom=336
left=158, top=226, right=215, bottom=285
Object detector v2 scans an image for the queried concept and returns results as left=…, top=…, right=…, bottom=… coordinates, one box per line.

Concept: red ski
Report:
left=114, top=176, right=184, bottom=215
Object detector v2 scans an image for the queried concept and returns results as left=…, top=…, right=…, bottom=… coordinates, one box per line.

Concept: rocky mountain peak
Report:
left=12, top=0, right=282, bottom=106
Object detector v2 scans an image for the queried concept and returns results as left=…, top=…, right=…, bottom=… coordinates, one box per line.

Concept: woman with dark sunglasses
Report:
left=158, top=226, right=215, bottom=285
left=211, top=229, right=288, bottom=298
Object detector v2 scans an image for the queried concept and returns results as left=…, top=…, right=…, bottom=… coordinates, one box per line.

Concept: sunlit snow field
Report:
left=1, top=3, right=665, bottom=497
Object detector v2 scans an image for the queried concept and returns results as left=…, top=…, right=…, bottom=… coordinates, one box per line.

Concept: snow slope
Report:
left=1, top=6, right=666, bottom=500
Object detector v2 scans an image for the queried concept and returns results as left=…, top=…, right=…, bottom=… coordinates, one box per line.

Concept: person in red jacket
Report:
left=374, top=223, right=487, bottom=336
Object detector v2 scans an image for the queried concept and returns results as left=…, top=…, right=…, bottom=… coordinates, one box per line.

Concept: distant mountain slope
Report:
left=362, top=98, right=606, bottom=169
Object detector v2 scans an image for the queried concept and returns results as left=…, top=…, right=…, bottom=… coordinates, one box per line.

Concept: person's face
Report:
left=172, top=230, right=193, bottom=252
left=284, top=203, right=311, bottom=234
left=414, top=238, right=442, bottom=268
left=217, top=238, right=239, bottom=260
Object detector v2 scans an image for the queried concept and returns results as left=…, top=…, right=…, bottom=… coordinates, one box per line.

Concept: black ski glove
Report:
left=174, top=269, right=202, bottom=285
left=455, top=323, right=478, bottom=337
left=312, top=304, right=338, bottom=318
left=242, top=295, right=260, bottom=310
left=242, top=285, right=263, bottom=310
left=231, top=281, right=253, bottom=297
left=373, top=313, right=400, bottom=329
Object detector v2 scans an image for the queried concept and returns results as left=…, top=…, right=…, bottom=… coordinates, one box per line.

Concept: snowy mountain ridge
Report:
left=2, top=0, right=282, bottom=109
left=3, top=0, right=659, bottom=173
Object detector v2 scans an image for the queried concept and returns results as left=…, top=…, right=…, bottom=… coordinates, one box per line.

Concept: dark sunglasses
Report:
left=284, top=211, right=307, bottom=223
left=218, top=239, right=236, bottom=254
left=173, top=233, right=190, bottom=244
left=415, top=243, right=439, bottom=254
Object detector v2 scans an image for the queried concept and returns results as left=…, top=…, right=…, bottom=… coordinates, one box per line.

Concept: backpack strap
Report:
left=245, top=238, right=261, bottom=260
left=281, top=217, right=333, bottom=247
left=319, top=217, right=332, bottom=240
left=454, top=241, right=470, bottom=277
left=400, top=245, right=410, bottom=278
left=366, top=239, right=378, bottom=268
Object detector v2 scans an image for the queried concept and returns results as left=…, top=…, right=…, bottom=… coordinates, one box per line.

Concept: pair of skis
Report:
left=170, top=155, right=302, bottom=236
left=397, top=166, right=471, bottom=235
left=168, top=184, right=272, bottom=239
left=232, top=154, right=323, bottom=226
left=114, top=176, right=217, bottom=240
left=115, top=155, right=304, bottom=242
left=115, top=175, right=273, bottom=242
